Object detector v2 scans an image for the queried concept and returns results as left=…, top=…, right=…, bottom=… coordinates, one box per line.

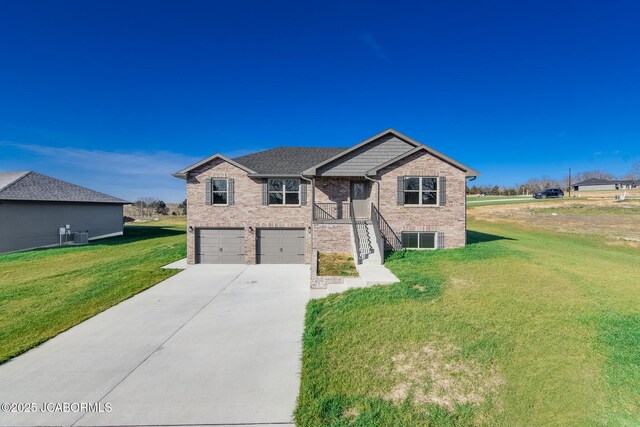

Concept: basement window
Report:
left=268, top=179, right=300, bottom=205
left=401, top=232, right=436, bottom=249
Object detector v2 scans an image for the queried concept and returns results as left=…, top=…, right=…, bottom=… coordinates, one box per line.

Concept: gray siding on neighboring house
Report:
left=0, top=201, right=124, bottom=254
left=577, top=184, right=617, bottom=191
left=317, top=135, right=414, bottom=176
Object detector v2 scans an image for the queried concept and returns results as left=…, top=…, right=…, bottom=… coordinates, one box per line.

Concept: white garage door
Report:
left=196, top=228, right=245, bottom=264
left=256, top=228, right=305, bottom=264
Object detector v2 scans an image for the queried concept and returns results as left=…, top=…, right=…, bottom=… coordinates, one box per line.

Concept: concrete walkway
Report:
left=356, top=263, right=400, bottom=286
left=0, top=264, right=309, bottom=427
left=310, top=264, right=400, bottom=299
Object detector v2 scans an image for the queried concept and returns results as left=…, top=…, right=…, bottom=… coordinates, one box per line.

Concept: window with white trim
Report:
left=404, top=177, right=438, bottom=205
left=211, top=179, right=228, bottom=205
left=268, top=178, right=300, bottom=205
left=401, top=232, right=436, bottom=249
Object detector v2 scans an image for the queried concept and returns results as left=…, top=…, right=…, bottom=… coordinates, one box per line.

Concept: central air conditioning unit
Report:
left=72, top=232, right=89, bottom=245
left=58, top=225, right=90, bottom=246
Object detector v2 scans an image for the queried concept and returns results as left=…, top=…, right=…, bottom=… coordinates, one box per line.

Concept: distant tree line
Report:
left=131, top=198, right=187, bottom=217
left=467, top=163, right=640, bottom=195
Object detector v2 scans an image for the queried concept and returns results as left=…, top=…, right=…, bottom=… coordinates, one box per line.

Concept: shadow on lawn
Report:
left=90, top=225, right=185, bottom=247
left=467, top=230, right=516, bottom=245
left=0, top=225, right=185, bottom=260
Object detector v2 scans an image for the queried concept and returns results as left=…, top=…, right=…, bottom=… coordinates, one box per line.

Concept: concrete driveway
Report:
left=0, top=264, right=310, bottom=426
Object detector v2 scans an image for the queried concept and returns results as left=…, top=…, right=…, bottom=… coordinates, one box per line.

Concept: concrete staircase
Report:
left=351, top=219, right=400, bottom=286
left=354, top=220, right=382, bottom=265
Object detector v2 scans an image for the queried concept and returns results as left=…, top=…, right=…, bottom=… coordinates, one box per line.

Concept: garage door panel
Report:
left=196, top=228, right=245, bottom=264
left=258, top=253, right=304, bottom=264
left=256, top=228, right=305, bottom=264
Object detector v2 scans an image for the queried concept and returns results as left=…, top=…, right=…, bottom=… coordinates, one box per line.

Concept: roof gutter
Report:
left=248, top=174, right=303, bottom=178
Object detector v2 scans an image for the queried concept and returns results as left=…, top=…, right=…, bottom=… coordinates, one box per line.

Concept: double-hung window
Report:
left=404, top=177, right=438, bottom=205
left=401, top=232, right=436, bottom=249
left=268, top=179, right=300, bottom=205
left=210, top=179, right=228, bottom=205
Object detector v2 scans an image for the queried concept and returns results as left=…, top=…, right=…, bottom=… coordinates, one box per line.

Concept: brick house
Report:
left=173, top=129, right=478, bottom=266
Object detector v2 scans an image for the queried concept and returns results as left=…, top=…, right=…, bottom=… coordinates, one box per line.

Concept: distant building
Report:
left=573, top=178, right=638, bottom=191
left=0, top=171, right=129, bottom=254
left=618, top=180, right=637, bottom=190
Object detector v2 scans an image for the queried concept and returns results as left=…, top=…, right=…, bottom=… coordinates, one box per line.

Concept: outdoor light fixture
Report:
left=248, top=226, right=254, bottom=233
left=188, top=226, right=194, bottom=233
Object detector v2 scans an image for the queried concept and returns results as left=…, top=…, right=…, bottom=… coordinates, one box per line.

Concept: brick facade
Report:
left=186, top=158, right=312, bottom=264
left=315, top=178, right=350, bottom=203
left=185, top=150, right=468, bottom=264
left=376, top=151, right=467, bottom=249
left=312, top=223, right=352, bottom=253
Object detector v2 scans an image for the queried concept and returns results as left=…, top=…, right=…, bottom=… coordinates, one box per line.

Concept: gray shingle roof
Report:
left=173, top=129, right=479, bottom=178
left=0, top=171, right=129, bottom=204
left=574, top=178, right=616, bottom=186
left=232, top=147, right=347, bottom=175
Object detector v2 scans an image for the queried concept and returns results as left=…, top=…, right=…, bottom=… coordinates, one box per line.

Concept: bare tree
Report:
left=624, top=162, right=640, bottom=180
left=573, top=170, right=615, bottom=183
left=134, top=197, right=159, bottom=217
left=132, top=199, right=146, bottom=217
left=177, top=199, right=187, bottom=215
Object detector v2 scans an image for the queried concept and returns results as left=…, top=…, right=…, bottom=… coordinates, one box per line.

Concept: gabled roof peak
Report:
left=173, top=128, right=479, bottom=179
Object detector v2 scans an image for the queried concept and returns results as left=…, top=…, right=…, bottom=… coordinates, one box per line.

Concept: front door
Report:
left=351, top=181, right=370, bottom=218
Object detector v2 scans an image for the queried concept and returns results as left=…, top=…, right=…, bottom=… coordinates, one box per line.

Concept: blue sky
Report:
left=1, top=1, right=639, bottom=201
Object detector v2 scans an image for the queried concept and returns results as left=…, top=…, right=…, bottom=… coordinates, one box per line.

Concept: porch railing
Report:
left=371, top=203, right=403, bottom=251
left=313, top=202, right=352, bottom=222
left=350, top=202, right=362, bottom=264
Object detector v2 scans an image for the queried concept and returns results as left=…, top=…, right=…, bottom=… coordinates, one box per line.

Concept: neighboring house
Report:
left=618, top=180, right=638, bottom=190
left=573, top=178, right=638, bottom=191
left=0, top=171, right=129, bottom=254
left=173, top=129, right=478, bottom=266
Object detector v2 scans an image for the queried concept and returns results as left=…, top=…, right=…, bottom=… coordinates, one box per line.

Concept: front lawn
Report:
left=0, top=217, right=186, bottom=364
left=296, top=219, right=640, bottom=425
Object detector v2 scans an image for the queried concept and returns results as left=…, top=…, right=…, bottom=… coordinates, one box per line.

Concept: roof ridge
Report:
left=0, top=171, right=32, bottom=194
left=31, top=172, right=129, bottom=202
left=232, top=146, right=347, bottom=158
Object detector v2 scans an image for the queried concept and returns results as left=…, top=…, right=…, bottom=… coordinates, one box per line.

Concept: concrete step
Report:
left=355, top=220, right=372, bottom=256
left=356, top=264, right=400, bottom=285
left=361, top=223, right=382, bottom=264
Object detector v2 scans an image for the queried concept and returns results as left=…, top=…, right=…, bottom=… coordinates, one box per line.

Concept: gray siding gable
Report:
left=317, top=135, right=414, bottom=176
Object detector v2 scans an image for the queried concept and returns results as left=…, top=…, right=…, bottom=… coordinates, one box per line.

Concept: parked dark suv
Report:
left=533, top=188, right=564, bottom=199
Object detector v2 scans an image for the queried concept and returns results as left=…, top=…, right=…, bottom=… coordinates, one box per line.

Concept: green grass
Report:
left=296, top=220, right=640, bottom=426
left=0, top=218, right=186, bottom=364
left=530, top=203, right=640, bottom=216
left=466, top=195, right=557, bottom=207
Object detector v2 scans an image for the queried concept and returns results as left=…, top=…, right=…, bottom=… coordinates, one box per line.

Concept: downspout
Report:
left=364, top=174, right=380, bottom=209
left=464, top=176, right=476, bottom=246
left=300, top=174, right=314, bottom=262
left=365, top=174, right=384, bottom=263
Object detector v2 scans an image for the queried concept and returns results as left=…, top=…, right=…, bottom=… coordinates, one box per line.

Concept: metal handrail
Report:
left=313, top=202, right=351, bottom=222
left=370, top=204, right=385, bottom=262
left=371, top=203, right=403, bottom=251
left=350, top=202, right=362, bottom=264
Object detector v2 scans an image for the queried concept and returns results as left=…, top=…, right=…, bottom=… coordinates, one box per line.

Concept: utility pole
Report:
left=568, top=168, right=572, bottom=198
